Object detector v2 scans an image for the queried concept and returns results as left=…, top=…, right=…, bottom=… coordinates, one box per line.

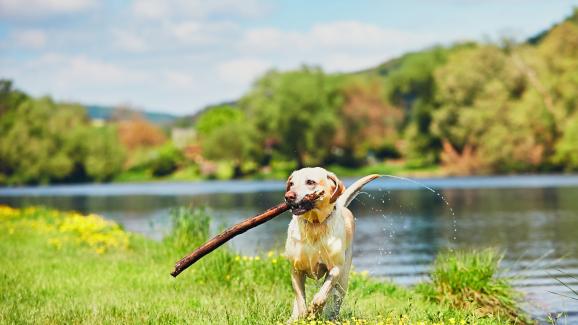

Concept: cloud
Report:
left=131, top=0, right=268, bottom=21
left=217, top=58, right=271, bottom=85
left=241, top=21, right=435, bottom=54
left=113, top=30, right=148, bottom=53
left=163, top=71, right=196, bottom=89
left=0, top=0, right=96, bottom=19
left=10, top=29, right=47, bottom=49
left=238, top=21, right=438, bottom=73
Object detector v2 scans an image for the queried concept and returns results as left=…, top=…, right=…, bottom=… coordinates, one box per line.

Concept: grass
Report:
left=416, top=250, right=528, bottom=323
left=0, top=205, right=530, bottom=324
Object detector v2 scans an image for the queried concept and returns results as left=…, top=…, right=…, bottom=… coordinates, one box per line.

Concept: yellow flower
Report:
left=234, top=256, right=241, bottom=261
left=267, top=250, right=275, bottom=257
left=272, top=259, right=278, bottom=264
left=254, top=256, right=261, bottom=261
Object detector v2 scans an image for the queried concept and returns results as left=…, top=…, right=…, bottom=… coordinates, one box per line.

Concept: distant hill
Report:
left=85, top=105, right=177, bottom=124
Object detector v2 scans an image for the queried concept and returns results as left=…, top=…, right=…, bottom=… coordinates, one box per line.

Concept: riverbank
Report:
left=0, top=205, right=530, bottom=324
left=113, top=161, right=443, bottom=183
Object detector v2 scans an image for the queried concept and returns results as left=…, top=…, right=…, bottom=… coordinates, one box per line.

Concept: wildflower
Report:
left=234, top=256, right=241, bottom=261
left=267, top=250, right=275, bottom=257
left=254, top=256, right=261, bottom=261
left=272, top=258, right=278, bottom=264
left=48, top=238, right=62, bottom=249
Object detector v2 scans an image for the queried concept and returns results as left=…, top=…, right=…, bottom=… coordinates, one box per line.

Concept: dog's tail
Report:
left=337, top=174, right=381, bottom=208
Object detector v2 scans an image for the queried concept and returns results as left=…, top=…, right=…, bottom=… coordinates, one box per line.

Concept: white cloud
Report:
left=113, top=30, right=148, bottom=53
left=217, top=58, right=270, bottom=85
left=131, top=0, right=268, bottom=21
left=19, top=54, right=148, bottom=87
left=241, top=21, right=435, bottom=53
left=238, top=21, right=438, bottom=73
left=63, top=56, right=145, bottom=85
left=11, top=29, right=47, bottom=49
left=0, top=0, right=96, bottom=19
left=132, top=0, right=170, bottom=21
left=163, top=71, right=195, bottom=89
left=311, top=21, right=427, bottom=49
left=322, top=54, right=389, bottom=72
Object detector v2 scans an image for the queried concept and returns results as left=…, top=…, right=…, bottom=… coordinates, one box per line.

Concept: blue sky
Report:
left=1, top=0, right=577, bottom=115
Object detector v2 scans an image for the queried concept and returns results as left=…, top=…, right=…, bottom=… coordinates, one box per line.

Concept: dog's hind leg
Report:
left=289, top=268, right=307, bottom=322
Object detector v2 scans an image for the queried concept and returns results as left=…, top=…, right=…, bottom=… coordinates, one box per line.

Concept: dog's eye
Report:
left=288, top=182, right=293, bottom=187
left=306, top=179, right=316, bottom=186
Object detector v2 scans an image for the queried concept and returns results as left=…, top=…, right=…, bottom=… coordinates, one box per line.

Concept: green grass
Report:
left=416, top=250, right=529, bottom=323
left=0, top=206, right=530, bottom=324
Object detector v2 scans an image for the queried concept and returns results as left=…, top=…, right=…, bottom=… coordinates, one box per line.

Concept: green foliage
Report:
left=195, top=105, right=242, bottom=136
left=241, top=67, right=342, bottom=167
left=84, top=126, right=126, bottom=182
left=148, top=143, right=184, bottom=177
left=554, top=113, right=578, bottom=170
left=0, top=97, right=84, bottom=184
left=416, top=249, right=527, bottom=323
left=0, top=88, right=127, bottom=185
left=202, top=122, right=256, bottom=169
left=165, top=207, right=211, bottom=252
left=0, top=79, right=28, bottom=115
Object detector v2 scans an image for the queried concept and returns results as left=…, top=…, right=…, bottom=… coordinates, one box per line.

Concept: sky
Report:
left=1, top=1, right=577, bottom=115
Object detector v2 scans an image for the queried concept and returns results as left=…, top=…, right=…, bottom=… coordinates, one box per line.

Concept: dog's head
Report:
left=284, top=167, right=345, bottom=219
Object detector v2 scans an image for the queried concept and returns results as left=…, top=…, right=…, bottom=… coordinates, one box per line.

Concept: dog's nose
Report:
left=284, top=191, right=297, bottom=202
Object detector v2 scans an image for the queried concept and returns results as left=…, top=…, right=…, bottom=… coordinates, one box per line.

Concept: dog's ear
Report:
left=286, top=174, right=294, bottom=192
left=327, top=173, right=345, bottom=203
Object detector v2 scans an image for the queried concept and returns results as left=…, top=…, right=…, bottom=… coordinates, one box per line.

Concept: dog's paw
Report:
left=307, top=296, right=325, bottom=317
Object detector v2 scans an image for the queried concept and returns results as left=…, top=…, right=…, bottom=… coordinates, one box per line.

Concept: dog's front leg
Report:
left=289, top=268, right=306, bottom=322
left=308, top=266, right=340, bottom=317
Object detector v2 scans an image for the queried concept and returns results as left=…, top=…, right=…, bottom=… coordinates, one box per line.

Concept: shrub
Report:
left=416, top=249, right=529, bottom=323
left=148, top=143, right=184, bottom=177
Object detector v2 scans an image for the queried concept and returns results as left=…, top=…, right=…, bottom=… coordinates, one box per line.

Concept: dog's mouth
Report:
left=287, top=191, right=324, bottom=215
left=289, top=200, right=315, bottom=215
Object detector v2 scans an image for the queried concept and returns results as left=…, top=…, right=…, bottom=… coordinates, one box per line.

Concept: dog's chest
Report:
left=284, top=213, right=347, bottom=271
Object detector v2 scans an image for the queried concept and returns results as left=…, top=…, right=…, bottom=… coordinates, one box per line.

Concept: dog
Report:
left=283, top=167, right=380, bottom=321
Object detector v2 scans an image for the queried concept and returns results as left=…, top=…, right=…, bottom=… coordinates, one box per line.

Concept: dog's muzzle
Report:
left=285, top=191, right=324, bottom=215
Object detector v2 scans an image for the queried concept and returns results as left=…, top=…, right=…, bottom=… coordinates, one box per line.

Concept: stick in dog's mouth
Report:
left=288, top=191, right=325, bottom=215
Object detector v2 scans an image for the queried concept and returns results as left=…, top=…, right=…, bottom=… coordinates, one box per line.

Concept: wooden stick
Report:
left=171, top=202, right=290, bottom=277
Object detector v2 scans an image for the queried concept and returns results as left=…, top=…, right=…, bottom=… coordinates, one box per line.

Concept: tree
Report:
left=84, top=126, right=126, bottom=181
left=117, top=116, right=167, bottom=151
left=333, top=77, right=403, bottom=166
left=241, top=67, right=342, bottom=168
left=0, top=97, right=87, bottom=184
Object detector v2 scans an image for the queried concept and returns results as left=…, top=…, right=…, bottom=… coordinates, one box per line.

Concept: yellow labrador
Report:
left=283, top=167, right=379, bottom=321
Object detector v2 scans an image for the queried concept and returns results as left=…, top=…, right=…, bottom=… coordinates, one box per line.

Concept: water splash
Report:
left=378, top=174, right=458, bottom=246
